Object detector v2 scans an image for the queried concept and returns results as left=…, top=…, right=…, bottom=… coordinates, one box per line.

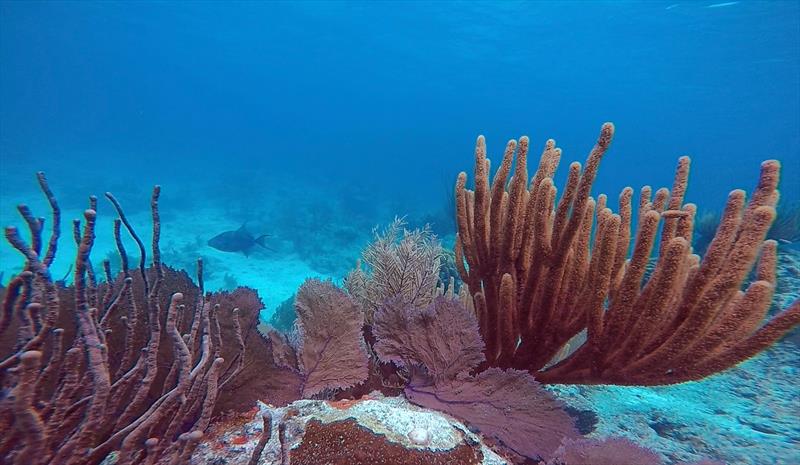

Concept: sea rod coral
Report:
left=0, top=175, right=274, bottom=464
left=3, top=123, right=797, bottom=465
left=454, top=123, right=800, bottom=385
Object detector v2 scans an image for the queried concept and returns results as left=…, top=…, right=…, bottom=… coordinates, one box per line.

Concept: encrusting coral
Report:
left=454, top=123, right=800, bottom=385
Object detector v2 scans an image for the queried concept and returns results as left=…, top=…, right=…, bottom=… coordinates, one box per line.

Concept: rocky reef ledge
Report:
left=192, top=392, right=509, bottom=465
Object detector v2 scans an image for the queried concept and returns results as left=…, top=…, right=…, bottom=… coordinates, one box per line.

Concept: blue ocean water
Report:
left=2, top=1, right=798, bottom=202
left=2, top=1, right=799, bottom=295
left=0, top=2, right=798, bottom=464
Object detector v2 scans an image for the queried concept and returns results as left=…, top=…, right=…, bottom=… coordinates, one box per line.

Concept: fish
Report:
left=208, top=223, right=270, bottom=256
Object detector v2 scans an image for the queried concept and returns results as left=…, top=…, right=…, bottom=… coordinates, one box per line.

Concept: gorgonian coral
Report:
left=454, top=123, right=800, bottom=385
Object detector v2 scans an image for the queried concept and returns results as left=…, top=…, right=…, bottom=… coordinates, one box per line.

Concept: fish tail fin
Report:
left=255, top=234, right=271, bottom=249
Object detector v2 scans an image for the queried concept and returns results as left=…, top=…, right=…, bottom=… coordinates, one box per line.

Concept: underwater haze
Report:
left=1, top=1, right=799, bottom=296
left=1, top=1, right=799, bottom=465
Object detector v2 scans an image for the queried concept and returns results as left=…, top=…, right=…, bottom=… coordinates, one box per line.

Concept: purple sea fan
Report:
left=548, top=437, right=662, bottom=465
left=372, top=296, right=485, bottom=381
left=405, top=368, right=579, bottom=462
left=373, top=296, right=577, bottom=461
left=266, top=278, right=370, bottom=398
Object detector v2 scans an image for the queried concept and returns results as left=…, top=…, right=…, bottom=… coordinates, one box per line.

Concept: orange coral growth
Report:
left=326, top=398, right=365, bottom=410
left=290, top=419, right=483, bottom=465
left=229, top=435, right=249, bottom=445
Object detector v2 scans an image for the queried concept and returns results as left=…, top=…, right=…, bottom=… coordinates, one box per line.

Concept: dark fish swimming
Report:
left=207, top=224, right=270, bottom=256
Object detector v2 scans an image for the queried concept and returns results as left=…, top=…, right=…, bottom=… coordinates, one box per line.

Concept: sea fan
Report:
left=405, top=368, right=578, bottom=461
left=264, top=279, right=369, bottom=397
left=372, top=296, right=485, bottom=382
left=547, top=437, right=661, bottom=465
left=372, top=294, right=577, bottom=461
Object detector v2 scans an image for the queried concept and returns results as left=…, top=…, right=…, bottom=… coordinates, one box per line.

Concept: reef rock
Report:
left=193, top=392, right=509, bottom=465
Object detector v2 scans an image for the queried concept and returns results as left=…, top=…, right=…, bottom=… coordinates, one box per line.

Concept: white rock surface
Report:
left=192, top=392, right=509, bottom=465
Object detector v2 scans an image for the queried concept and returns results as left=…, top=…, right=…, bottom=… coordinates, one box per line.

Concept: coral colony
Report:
left=1, top=124, right=798, bottom=465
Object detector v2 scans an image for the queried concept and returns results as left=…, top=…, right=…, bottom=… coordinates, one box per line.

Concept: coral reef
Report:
left=454, top=124, right=800, bottom=385
left=192, top=395, right=507, bottom=465
left=268, top=279, right=369, bottom=398
left=192, top=394, right=725, bottom=465
left=543, top=437, right=668, bottom=465
left=691, top=210, right=720, bottom=256
left=270, top=189, right=374, bottom=277
left=405, top=367, right=577, bottom=461
left=372, top=296, right=574, bottom=461
left=345, top=217, right=443, bottom=322
left=544, top=318, right=800, bottom=464
left=0, top=175, right=275, bottom=464
left=373, top=297, right=485, bottom=383
left=694, top=200, right=800, bottom=256
left=3, top=123, right=797, bottom=465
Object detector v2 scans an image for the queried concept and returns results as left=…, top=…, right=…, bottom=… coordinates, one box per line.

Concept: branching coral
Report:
left=0, top=174, right=271, bottom=464
left=454, top=123, right=800, bottom=385
left=345, top=217, right=443, bottom=321
left=4, top=120, right=790, bottom=464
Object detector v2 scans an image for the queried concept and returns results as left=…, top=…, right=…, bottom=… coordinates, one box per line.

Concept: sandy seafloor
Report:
left=546, top=249, right=800, bottom=465
left=0, top=180, right=798, bottom=465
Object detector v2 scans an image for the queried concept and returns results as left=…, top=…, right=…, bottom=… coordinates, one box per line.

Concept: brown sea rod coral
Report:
left=454, top=123, right=800, bottom=385
left=0, top=175, right=274, bottom=464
